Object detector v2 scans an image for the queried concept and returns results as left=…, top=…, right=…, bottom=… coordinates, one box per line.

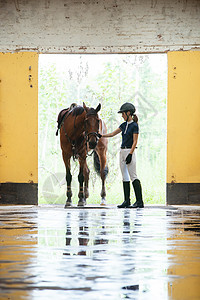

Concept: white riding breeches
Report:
left=119, top=149, right=138, bottom=182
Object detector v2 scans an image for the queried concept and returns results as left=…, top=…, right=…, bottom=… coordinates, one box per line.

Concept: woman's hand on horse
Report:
left=126, top=153, right=132, bottom=164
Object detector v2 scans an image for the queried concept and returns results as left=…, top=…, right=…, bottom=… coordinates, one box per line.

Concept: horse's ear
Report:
left=95, top=103, right=101, bottom=113
left=83, top=102, right=88, bottom=112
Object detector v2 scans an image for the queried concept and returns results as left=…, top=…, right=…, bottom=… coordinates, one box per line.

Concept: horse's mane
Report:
left=72, top=105, right=85, bottom=116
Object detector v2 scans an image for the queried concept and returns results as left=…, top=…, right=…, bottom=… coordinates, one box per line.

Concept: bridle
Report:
left=84, top=111, right=100, bottom=156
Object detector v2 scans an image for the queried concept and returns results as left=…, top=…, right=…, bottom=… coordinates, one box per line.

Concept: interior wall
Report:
left=0, top=0, right=200, bottom=53
left=0, top=0, right=200, bottom=205
left=0, top=52, right=38, bottom=204
left=167, top=50, right=200, bottom=204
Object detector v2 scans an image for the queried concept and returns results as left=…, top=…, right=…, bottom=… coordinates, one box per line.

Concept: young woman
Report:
left=99, top=102, right=144, bottom=208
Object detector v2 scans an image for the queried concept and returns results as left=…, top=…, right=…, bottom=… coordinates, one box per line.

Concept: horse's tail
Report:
left=93, top=150, right=108, bottom=177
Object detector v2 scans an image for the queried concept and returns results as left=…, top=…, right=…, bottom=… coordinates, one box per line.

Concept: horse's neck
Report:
left=72, top=111, right=86, bottom=135
left=100, top=119, right=107, bottom=134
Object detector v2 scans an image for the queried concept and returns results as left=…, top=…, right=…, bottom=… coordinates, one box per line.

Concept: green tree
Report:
left=38, top=54, right=167, bottom=205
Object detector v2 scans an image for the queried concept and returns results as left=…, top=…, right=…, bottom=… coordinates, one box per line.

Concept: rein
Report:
left=84, top=132, right=100, bottom=157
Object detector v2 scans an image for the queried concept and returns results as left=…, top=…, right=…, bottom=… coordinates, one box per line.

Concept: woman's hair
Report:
left=133, top=114, right=138, bottom=123
left=130, top=111, right=138, bottom=123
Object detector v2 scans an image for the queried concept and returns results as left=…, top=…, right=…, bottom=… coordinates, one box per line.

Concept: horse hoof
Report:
left=100, top=198, right=106, bottom=206
left=64, top=201, right=72, bottom=208
left=77, top=199, right=86, bottom=207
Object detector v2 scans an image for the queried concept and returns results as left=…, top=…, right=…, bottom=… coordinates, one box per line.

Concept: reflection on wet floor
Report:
left=0, top=206, right=200, bottom=299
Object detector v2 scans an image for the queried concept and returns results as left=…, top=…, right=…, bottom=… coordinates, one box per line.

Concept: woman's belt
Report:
left=121, top=146, right=131, bottom=149
left=121, top=146, right=137, bottom=149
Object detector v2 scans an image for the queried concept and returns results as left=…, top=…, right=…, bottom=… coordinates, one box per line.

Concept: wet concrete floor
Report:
left=0, top=205, right=200, bottom=300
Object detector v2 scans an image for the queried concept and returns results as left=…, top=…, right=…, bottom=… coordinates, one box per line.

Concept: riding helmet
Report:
left=118, top=102, right=136, bottom=114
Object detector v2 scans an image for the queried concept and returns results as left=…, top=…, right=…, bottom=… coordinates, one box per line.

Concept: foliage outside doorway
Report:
left=38, top=54, right=167, bottom=205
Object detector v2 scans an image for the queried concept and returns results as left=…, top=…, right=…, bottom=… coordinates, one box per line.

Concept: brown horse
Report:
left=57, top=102, right=108, bottom=207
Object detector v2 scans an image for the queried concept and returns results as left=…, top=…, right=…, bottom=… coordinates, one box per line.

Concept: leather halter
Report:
left=84, top=110, right=100, bottom=156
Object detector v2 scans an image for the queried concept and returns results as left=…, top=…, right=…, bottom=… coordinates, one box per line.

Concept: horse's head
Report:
left=83, top=102, right=101, bottom=149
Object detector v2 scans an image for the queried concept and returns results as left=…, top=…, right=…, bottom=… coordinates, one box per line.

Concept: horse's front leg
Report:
left=84, top=163, right=90, bottom=201
left=77, top=159, right=86, bottom=207
left=65, top=167, right=72, bottom=207
left=62, top=152, right=72, bottom=208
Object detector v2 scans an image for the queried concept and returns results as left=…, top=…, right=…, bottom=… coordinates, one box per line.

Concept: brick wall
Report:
left=0, top=0, right=200, bottom=53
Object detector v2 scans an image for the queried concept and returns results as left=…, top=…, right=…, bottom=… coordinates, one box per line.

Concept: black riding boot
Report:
left=117, top=181, right=130, bottom=208
left=130, top=179, right=144, bottom=208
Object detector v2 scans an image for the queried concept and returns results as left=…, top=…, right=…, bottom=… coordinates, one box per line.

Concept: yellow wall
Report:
left=167, top=51, right=200, bottom=184
left=0, top=52, right=38, bottom=183
left=1, top=51, right=200, bottom=200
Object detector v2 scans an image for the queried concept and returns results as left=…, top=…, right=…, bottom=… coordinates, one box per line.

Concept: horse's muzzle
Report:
left=87, top=132, right=98, bottom=149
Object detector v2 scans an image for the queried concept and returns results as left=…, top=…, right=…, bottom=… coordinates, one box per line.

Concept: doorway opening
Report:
left=38, top=54, right=167, bottom=205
